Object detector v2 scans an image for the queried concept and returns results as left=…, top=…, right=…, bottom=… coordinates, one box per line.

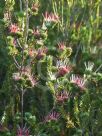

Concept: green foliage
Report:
left=0, top=0, right=102, bottom=136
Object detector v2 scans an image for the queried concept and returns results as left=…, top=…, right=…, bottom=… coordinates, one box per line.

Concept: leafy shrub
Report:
left=0, top=0, right=102, bottom=136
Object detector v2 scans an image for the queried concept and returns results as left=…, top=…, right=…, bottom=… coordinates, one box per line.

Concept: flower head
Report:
left=44, top=110, right=60, bottom=122
left=12, top=73, right=21, bottom=81
left=58, top=66, right=71, bottom=77
left=56, top=60, right=71, bottom=77
left=17, top=126, right=29, bottom=136
left=56, top=90, right=70, bottom=102
left=70, top=74, right=86, bottom=89
left=36, top=47, right=48, bottom=60
left=29, top=49, right=34, bottom=57
left=58, top=42, right=66, bottom=51
left=48, top=71, right=56, bottom=80
left=84, top=61, right=94, bottom=71
left=43, top=12, right=59, bottom=23
left=33, top=28, right=40, bottom=38
left=19, top=67, right=37, bottom=87
left=9, top=24, right=20, bottom=34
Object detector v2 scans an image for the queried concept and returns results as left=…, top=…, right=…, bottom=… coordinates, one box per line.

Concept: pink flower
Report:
left=36, top=49, right=45, bottom=60
left=20, top=67, right=37, bottom=87
left=12, top=73, right=21, bottom=81
left=9, top=24, right=20, bottom=34
left=33, top=28, right=40, bottom=37
left=58, top=66, right=71, bottom=77
left=29, top=49, right=34, bottom=57
left=56, top=60, right=72, bottom=77
left=20, top=67, right=31, bottom=75
left=27, top=75, right=37, bottom=87
left=44, top=111, right=60, bottom=122
left=17, top=126, right=30, bottom=136
left=58, top=42, right=66, bottom=51
left=70, top=74, right=86, bottom=89
left=56, top=90, right=70, bottom=102
left=36, top=47, right=48, bottom=60
left=43, top=12, right=59, bottom=23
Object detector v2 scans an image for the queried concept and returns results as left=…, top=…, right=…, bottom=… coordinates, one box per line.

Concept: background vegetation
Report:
left=0, top=0, right=102, bottom=135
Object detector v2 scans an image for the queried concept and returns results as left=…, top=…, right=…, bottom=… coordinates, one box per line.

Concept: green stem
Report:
left=25, top=0, right=29, bottom=45
left=96, top=1, right=100, bottom=28
left=21, top=87, right=24, bottom=128
left=19, top=0, right=23, bottom=11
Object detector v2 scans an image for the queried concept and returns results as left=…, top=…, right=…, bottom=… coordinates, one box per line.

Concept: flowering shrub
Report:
left=0, top=0, right=102, bottom=136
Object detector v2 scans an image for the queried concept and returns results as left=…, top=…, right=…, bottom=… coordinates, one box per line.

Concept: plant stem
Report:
left=21, top=87, right=24, bottom=128
left=19, top=0, right=23, bottom=12
left=25, top=0, right=29, bottom=45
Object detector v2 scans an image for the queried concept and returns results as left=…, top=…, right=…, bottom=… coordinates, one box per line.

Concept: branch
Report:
left=25, top=0, right=29, bottom=45
left=73, top=42, right=81, bottom=64
left=95, top=63, right=102, bottom=73
left=16, top=39, right=23, bottom=49
left=13, top=56, right=21, bottom=69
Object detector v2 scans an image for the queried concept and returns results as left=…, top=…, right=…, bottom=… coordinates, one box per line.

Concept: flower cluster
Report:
left=28, top=49, right=34, bottom=57
left=70, top=74, right=86, bottom=89
left=43, top=12, right=59, bottom=23
left=9, top=24, right=20, bottom=34
left=84, top=61, right=94, bottom=71
left=17, top=126, right=29, bottom=136
left=21, top=67, right=37, bottom=87
left=13, top=67, right=37, bottom=87
left=12, top=72, right=21, bottom=81
left=56, top=60, right=72, bottom=77
left=33, top=28, right=40, bottom=38
left=58, top=66, right=71, bottom=77
left=56, top=90, right=70, bottom=102
left=44, top=110, right=60, bottom=122
left=36, top=47, right=48, bottom=60
left=58, top=42, right=66, bottom=51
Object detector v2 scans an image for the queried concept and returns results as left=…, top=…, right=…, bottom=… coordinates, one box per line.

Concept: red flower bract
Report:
left=57, top=66, right=71, bottom=77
